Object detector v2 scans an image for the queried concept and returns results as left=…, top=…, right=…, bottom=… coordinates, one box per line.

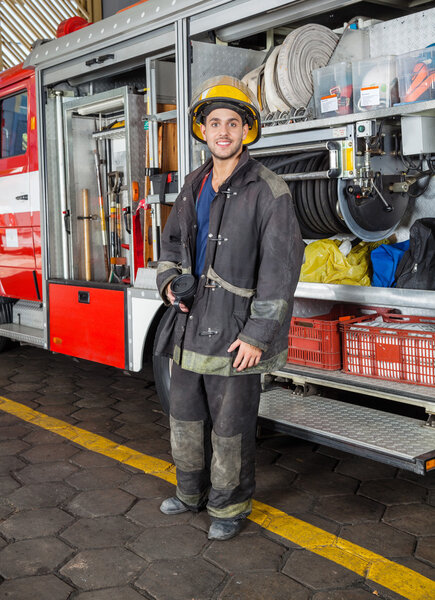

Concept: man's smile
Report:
left=216, top=138, right=232, bottom=146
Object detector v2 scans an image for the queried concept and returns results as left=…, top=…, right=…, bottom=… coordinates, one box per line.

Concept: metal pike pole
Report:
left=82, top=189, right=92, bottom=281
left=93, top=145, right=110, bottom=279
left=107, top=171, right=125, bottom=283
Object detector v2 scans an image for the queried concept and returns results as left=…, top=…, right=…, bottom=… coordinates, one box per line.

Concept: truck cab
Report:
left=0, top=65, right=40, bottom=302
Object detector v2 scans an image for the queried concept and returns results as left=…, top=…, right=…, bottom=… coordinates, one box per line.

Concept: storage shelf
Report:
left=92, top=127, right=125, bottom=140
left=295, top=282, right=435, bottom=311
left=258, top=99, right=435, bottom=141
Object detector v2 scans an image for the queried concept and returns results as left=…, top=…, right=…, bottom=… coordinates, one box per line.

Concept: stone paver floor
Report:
left=0, top=345, right=434, bottom=599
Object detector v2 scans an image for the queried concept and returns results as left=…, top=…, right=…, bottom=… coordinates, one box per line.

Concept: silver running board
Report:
left=259, top=389, right=435, bottom=475
left=0, top=323, right=45, bottom=347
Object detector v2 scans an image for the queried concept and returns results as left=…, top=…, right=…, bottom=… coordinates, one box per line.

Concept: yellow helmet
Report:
left=189, top=75, right=261, bottom=146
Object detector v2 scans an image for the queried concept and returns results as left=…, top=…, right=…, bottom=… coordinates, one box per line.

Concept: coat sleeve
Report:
left=156, top=193, right=184, bottom=305
left=238, top=179, right=304, bottom=352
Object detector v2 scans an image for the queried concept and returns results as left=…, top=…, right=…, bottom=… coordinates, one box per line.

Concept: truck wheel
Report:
left=0, top=336, right=9, bottom=353
left=0, top=298, right=16, bottom=353
left=152, top=310, right=172, bottom=415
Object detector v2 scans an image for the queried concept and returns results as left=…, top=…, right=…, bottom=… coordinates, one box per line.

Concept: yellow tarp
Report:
left=300, top=239, right=388, bottom=286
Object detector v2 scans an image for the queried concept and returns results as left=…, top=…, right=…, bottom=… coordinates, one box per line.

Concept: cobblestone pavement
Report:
left=0, top=345, right=434, bottom=600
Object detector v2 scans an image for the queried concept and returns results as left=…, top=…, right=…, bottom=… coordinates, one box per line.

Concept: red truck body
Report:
left=0, top=65, right=41, bottom=302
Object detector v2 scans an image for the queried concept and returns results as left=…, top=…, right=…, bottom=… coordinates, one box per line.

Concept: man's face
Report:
left=199, top=108, right=249, bottom=160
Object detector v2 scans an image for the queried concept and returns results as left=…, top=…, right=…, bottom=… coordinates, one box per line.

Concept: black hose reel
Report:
left=259, top=151, right=349, bottom=238
left=259, top=152, right=409, bottom=241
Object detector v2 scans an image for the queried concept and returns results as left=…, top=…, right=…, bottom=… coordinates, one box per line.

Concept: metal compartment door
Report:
left=49, top=282, right=126, bottom=368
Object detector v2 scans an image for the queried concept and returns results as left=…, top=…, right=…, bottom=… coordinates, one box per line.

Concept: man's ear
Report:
left=242, top=123, right=249, bottom=141
left=200, top=122, right=207, bottom=140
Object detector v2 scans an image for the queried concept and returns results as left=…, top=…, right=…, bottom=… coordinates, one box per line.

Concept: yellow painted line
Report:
left=0, top=396, right=176, bottom=485
left=1, top=395, right=434, bottom=600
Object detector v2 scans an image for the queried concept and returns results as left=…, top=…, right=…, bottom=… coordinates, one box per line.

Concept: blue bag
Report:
left=371, top=240, right=410, bottom=287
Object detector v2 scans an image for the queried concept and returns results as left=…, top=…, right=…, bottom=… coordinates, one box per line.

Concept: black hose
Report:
left=308, top=154, right=330, bottom=234
left=408, top=174, right=433, bottom=198
left=264, top=151, right=325, bottom=172
left=256, top=151, right=350, bottom=237
left=300, top=155, right=325, bottom=234
left=315, top=157, right=337, bottom=234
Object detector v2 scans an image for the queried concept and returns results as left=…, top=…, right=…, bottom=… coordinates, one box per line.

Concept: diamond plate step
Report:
left=0, top=324, right=45, bottom=347
left=259, top=389, right=435, bottom=475
left=13, top=300, right=44, bottom=329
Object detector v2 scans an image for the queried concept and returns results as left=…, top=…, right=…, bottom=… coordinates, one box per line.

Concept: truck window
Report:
left=1, top=91, right=28, bottom=158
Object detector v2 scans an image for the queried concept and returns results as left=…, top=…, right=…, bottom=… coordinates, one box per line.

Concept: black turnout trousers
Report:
left=169, top=362, right=261, bottom=519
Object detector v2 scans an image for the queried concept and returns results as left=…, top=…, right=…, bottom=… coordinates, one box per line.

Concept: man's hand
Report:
left=228, top=339, right=262, bottom=372
left=165, top=283, right=189, bottom=313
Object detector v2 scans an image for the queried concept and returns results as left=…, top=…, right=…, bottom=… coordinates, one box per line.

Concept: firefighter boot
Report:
left=159, top=497, right=190, bottom=515
left=208, top=517, right=244, bottom=541
left=160, top=496, right=206, bottom=515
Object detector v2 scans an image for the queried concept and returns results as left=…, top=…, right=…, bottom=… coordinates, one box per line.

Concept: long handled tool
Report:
left=77, top=188, right=98, bottom=281
left=108, top=171, right=126, bottom=283
left=82, top=189, right=92, bottom=281
left=93, top=144, right=110, bottom=279
left=144, top=122, right=154, bottom=266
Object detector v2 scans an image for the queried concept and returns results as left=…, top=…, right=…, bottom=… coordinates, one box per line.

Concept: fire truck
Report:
left=1, top=0, right=435, bottom=474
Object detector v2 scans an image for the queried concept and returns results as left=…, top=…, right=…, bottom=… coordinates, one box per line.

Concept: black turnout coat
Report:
left=156, top=148, right=304, bottom=376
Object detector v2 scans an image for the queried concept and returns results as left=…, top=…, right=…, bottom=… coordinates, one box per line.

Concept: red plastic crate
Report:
left=341, top=314, right=435, bottom=387
left=287, top=306, right=364, bottom=370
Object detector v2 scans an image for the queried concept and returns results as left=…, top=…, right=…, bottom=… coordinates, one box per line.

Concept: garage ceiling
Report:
left=0, top=0, right=102, bottom=70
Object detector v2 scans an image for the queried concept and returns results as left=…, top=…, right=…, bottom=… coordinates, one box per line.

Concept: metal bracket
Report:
left=293, top=382, right=318, bottom=397
left=63, top=209, right=71, bottom=234
left=85, top=54, right=115, bottom=67
left=145, top=110, right=177, bottom=123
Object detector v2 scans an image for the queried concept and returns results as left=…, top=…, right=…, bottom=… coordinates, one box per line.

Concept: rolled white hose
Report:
left=241, top=64, right=264, bottom=109
left=259, top=70, right=269, bottom=114
left=276, top=24, right=339, bottom=109
left=264, top=45, right=292, bottom=112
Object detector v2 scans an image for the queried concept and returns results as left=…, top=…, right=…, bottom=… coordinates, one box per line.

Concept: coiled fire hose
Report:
left=243, top=24, right=339, bottom=114
left=276, top=24, right=339, bottom=109
left=258, top=152, right=349, bottom=238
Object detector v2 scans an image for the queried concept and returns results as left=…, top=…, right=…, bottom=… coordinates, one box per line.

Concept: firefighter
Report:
left=155, top=75, right=304, bottom=540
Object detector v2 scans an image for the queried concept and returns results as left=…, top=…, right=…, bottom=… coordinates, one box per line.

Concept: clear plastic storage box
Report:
left=397, top=47, right=435, bottom=104
left=352, top=56, right=397, bottom=112
left=313, top=62, right=353, bottom=118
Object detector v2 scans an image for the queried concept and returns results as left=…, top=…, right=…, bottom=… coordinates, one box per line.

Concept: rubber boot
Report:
left=159, top=497, right=190, bottom=515
left=208, top=518, right=244, bottom=541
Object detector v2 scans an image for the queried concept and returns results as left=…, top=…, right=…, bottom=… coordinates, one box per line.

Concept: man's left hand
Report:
left=228, top=339, right=262, bottom=372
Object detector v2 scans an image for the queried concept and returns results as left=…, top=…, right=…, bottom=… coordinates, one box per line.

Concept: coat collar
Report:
left=185, top=146, right=259, bottom=196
